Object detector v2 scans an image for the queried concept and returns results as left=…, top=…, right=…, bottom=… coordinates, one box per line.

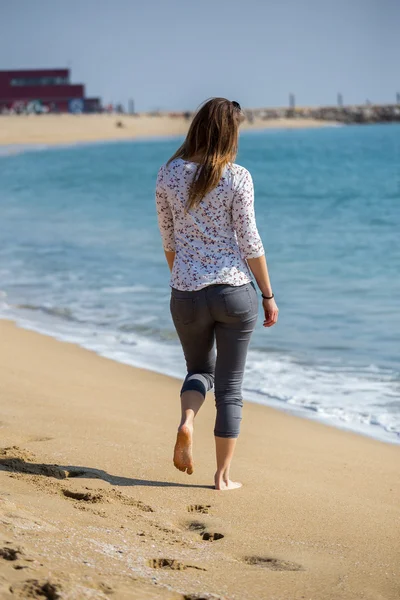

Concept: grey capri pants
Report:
left=170, top=282, right=258, bottom=438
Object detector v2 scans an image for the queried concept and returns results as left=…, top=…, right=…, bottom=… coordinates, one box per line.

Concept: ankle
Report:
left=179, top=420, right=193, bottom=431
left=214, top=469, right=229, bottom=483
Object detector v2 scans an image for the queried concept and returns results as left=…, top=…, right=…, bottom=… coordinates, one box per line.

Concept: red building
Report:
left=0, top=68, right=101, bottom=113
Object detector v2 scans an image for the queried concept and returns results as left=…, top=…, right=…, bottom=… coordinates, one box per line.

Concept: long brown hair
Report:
left=168, top=98, right=244, bottom=210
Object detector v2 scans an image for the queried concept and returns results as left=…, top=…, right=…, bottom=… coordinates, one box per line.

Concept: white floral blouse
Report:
left=156, top=158, right=264, bottom=291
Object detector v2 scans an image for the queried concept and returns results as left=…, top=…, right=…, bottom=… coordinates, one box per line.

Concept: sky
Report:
left=0, top=0, right=399, bottom=112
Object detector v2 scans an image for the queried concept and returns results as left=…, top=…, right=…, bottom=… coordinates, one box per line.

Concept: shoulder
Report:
left=157, top=163, right=166, bottom=180
left=231, top=162, right=250, bottom=176
left=229, top=163, right=253, bottom=189
left=158, top=158, right=186, bottom=180
left=158, top=158, right=175, bottom=173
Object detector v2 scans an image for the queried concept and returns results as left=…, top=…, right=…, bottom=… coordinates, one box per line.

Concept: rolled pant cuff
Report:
left=181, top=378, right=207, bottom=398
left=213, top=430, right=240, bottom=439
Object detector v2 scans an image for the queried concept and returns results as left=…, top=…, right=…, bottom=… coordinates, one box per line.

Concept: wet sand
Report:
left=0, top=319, right=399, bottom=600
left=0, top=113, right=337, bottom=147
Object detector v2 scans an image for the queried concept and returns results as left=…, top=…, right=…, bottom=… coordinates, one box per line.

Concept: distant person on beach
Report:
left=156, top=98, right=278, bottom=490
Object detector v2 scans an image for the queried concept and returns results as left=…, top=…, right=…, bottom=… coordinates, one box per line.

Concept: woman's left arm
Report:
left=156, top=167, right=176, bottom=271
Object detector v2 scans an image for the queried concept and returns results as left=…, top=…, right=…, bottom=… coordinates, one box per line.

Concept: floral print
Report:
left=156, top=158, right=264, bottom=291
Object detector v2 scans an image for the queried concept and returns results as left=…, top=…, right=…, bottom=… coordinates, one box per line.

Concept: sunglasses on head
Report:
left=232, top=101, right=242, bottom=110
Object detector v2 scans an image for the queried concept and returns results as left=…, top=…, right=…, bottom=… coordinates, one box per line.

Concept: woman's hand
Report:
left=262, top=297, right=279, bottom=327
left=246, top=255, right=278, bottom=327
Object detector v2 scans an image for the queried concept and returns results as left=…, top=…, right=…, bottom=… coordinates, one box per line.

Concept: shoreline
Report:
left=0, top=113, right=338, bottom=146
left=0, top=318, right=399, bottom=599
left=1, top=309, right=398, bottom=447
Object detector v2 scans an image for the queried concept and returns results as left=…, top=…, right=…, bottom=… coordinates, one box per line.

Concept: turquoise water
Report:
left=1, top=124, right=399, bottom=442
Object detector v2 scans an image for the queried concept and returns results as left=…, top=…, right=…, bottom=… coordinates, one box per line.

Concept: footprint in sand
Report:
left=187, top=520, right=206, bottom=532
left=148, top=558, right=206, bottom=571
left=28, top=436, right=54, bottom=443
left=0, top=545, right=22, bottom=561
left=62, top=489, right=104, bottom=503
left=187, top=522, right=224, bottom=542
left=200, top=532, right=224, bottom=542
left=61, top=486, right=154, bottom=512
left=0, top=544, right=30, bottom=571
left=187, top=504, right=211, bottom=515
left=10, top=579, right=61, bottom=599
left=243, top=555, right=303, bottom=571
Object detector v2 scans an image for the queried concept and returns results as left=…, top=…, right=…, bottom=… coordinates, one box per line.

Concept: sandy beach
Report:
left=0, top=114, right=337, bottom=147
left=0, top=319, right=399, bottom=600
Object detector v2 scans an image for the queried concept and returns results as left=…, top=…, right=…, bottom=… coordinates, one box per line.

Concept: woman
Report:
left=156, top=98, right=278, bottom=491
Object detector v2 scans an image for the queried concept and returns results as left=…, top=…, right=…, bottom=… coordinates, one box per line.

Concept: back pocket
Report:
left=222, top=286, right=252, bottom=318
left=171, top=296, right=196, bottom=325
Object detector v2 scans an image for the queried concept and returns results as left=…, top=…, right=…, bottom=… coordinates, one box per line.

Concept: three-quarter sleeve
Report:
left=232, top=168, right=265, bottom=259
left=155, top=166, right=176, bottom=252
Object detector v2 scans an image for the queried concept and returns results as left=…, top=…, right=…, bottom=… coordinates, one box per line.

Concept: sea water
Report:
left=1, top=124, right=399, bottom=443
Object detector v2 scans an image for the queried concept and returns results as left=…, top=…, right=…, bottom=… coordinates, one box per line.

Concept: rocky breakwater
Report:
left=250, top=104, right=400, bottom=125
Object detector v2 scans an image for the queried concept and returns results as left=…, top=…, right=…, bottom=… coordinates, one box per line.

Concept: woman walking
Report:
left=156, top=98, right=278, bottom=490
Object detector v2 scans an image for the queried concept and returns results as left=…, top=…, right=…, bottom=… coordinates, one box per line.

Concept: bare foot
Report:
left=173, top=424, right=194, bottom=474
left=214, top=475, right=242, bottom=491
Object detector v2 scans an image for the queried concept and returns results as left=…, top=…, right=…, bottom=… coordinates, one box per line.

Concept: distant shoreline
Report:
left=0, top=113, right=338, bottom=146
